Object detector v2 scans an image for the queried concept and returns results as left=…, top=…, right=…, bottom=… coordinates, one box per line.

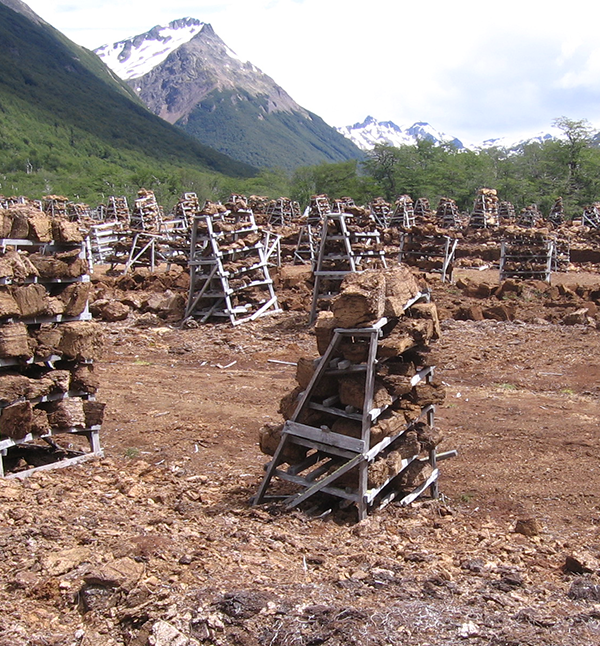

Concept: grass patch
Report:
left=496, top=382, right=518, bottom=391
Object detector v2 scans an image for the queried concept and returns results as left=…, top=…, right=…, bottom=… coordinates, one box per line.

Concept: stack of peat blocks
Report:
left=0, top=205, right=104, bottom=476
left=185, top=205, right=280, bottom=325
left=256, top=266, right=446, bottom=519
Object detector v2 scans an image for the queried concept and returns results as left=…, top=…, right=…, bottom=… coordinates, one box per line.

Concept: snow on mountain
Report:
left=95, top=17, right=211, bottom=80
left=336, top=116, right=464, bottom=151
left=337, top=116, right=561, bottom=152
left=476, top=132, right=555, bottom=150
left=92, top=17, right=360, bottom=169
left=405, top=122, right=464, bottom=149
left=95, top=18, right=304, bottom=124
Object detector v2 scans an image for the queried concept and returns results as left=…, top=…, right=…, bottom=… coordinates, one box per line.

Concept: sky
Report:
left=21, top=0, right=600, bottom=146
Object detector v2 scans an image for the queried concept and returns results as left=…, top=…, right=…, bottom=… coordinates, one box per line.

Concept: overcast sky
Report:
left=22, top=0, right=600, bottom=145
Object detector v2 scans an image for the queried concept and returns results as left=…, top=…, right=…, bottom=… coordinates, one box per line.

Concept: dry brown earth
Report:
left=1, top=270, right=600, bottom=645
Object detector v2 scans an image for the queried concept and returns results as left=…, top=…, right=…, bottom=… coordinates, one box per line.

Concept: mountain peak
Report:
left=336, top=116, right=464, bottom=151
left=337, top=116, right=562, bottom=151
left=476, top=131, right=555, bottom=150
left=94, top=18, right=361, bottom=170
left=95, top=17, right=210, bottom=80
left=357, top=115, right=377, bottom=127
left=96, top=18, right=300, bottom=123
left=0, top=0, right=45, bottom=24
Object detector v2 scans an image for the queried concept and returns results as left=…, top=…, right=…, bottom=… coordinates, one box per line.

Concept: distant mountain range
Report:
left=95, top=18, right=362, bottom=170
left=477, top=132, right=556, bottom=149
left=336, top=116, right=465, bottom=150
left=93, top=14, right=577, bottom=160
left=336, top=115, right=557, bottom=152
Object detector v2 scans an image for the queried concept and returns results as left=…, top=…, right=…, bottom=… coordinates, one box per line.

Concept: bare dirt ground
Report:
left=2, top=269, right=600, bottom=646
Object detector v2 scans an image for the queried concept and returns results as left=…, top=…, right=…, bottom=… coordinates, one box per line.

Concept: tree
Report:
left=363, top=145, right=402, bottom=200
left=290, top=161, right=373, bottom=207
left=552, top=117, right=594, bottom=199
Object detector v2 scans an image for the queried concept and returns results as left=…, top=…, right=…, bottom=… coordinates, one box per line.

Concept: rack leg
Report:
left=309, top=275, right=321, bottom=324
left=253, top=434, right=290, bottom=505
left=429, top=448, right=439, bottom=499
left=357, top=460, right=368, bottom=520
left=89, top=430, right=102, bottom=455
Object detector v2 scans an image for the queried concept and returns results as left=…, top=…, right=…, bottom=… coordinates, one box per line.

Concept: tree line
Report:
left=288, top=118, right=600, bottom=220
left=5, top=114, right=599, bottom=220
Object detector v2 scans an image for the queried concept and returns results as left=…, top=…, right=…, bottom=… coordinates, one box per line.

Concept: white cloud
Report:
left=20, top=0, right=600, bottom=142
left=557, top=48, right=600, bottom=89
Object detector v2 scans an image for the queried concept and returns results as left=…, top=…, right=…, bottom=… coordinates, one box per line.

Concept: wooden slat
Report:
left=308, top=402, right=362, bottom=422
left=365, top=455, right=419, bottom=504
left=411, top=365, right=434, bottom=387
left=284, top=453, right=364, bottom=508
left=282, top=435, right=358, bottom=460
left=285, top=452, right=321, bottom=476
left=5, top=452, right=103, bottom=480
left=378, top=468, right=439, bottom=510
left=284, top=421, right=365, bottom=453
left=399, top=469, right=439, bottom=506
left=333, top=317, right=388, bottom=335
left=275, top=470, right=358, bottom=502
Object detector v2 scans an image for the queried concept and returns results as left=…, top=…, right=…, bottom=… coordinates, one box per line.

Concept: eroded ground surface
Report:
left=1, top=272, right=600, bottom=646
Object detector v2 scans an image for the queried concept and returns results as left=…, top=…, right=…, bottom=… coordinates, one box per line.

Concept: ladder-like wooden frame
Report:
left=582, top=204, right=600, bottom=228
left=389, top=195, right=415, bottom=228
left=253, top=312, right=440, bottom=520
left=398, top=233, right=458, bottom=283
left=185, top=210, right=281, bottom=325
left=436, top=198, right=461, bottom=229
left=309, top=213, right=387, bottom=323
left=293, top=224, right=318, bottom=265
left=499, top=237, right=555, bottom=283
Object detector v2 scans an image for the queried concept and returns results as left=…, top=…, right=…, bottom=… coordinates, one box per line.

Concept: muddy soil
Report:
left=1, top=271, right=600, bottom=646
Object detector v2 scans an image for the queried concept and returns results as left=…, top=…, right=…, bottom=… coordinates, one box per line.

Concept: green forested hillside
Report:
left=179, top=89, right=364, bottom=171
left=0, top=3, right=258, bottom=206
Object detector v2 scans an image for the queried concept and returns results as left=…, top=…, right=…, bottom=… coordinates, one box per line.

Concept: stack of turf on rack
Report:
left=436, top=197, right=461, bottom=228
left=260, top=265, right=446, bottom=495
left=499, top=226, right=555, bottom=282
left=0, top=203, right=104, bottom=475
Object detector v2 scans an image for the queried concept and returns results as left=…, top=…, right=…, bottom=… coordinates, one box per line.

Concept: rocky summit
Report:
left=95, top=18, right=362, bottom=170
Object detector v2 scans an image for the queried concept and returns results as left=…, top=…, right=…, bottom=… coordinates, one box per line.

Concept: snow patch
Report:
left=475, top=132, right=555, bottom=150
left=336, top=116, right=463, bottom=151
left=95, top=18, right=206, bottom=80
left=337, top=116, right=557, bottom=151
